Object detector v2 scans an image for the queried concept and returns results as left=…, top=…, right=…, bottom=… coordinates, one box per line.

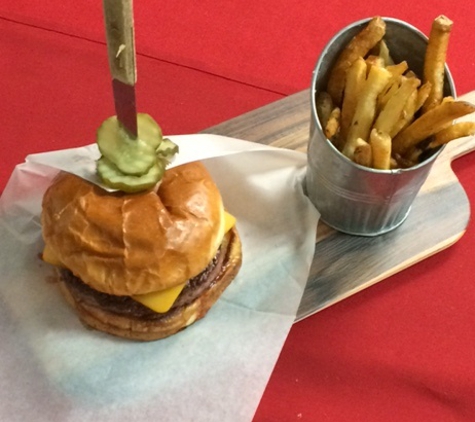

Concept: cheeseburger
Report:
left=41, top=161, right=242, bottom=341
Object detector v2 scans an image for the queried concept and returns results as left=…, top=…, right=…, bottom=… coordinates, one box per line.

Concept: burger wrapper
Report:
left=0, top=135, right=319, bottom=422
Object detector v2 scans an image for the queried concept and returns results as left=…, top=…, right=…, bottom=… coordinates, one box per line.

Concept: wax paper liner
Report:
left=0, top=134, right=319, bottom=422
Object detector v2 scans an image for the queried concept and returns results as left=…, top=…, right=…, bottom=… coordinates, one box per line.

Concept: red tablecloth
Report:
left=2, top=2, right=475, bottom=421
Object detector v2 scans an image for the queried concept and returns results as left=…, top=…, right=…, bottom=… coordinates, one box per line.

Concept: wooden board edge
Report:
left=294, top=229, right=467, bottom=322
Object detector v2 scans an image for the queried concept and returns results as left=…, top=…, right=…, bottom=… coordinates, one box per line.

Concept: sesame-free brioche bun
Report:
left=41, top=162, right=227, bottom=296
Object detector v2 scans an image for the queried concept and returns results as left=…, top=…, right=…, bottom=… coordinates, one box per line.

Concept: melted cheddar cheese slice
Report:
left=132, top=283, right=186, bottom=313
left=223, top=210, right=236, bottom=234
left=44, top=238, right=184, bottom=313
left=42, top=244, right=64, bottom=267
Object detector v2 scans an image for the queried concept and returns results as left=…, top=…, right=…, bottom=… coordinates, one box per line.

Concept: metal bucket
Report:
left=306, top=17, right=456, bottom=236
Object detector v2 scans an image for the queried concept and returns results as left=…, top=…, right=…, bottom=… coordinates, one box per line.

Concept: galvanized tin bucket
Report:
left=306, top=17, right=456, bottom=236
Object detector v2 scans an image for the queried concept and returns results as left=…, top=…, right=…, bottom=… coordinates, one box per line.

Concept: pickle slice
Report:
left=97, top=156, right=165, bottom=193
left=137, top=113, right=163, bottom=150
left=97, top=116, right=156, bottom=176
left=156, top=138, right=179, bottom=159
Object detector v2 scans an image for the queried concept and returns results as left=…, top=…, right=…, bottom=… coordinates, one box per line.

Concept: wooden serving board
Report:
left=203, top=90, right=475, bottom=322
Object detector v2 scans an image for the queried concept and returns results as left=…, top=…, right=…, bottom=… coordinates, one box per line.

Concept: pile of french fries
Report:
left=317, top=15, right=475, bottom=170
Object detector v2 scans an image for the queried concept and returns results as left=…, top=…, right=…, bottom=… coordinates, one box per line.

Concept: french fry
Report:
left=369, top=128, right=391, bottom=169
left=404, top=70, right=418, bottom=79
left=374, top=76, right=421, bottom=134
left=377, top=61, right=408, bottom=109
left=342, top=65, right=391, bottom=157
left=429, top=122, right=475, bottom=148
left=378, top=79, right=400, bottom=111
left=327, top=16, right=386, bottom=106
left=390, top=157, right=399, bottom=169
left=441, top=95, right=455, bottom=104
left=325, top=106, right=341, bottom=141
left=422, top=15, right=453, bottom=113
left=392, top=101, right=475, bottom=155
left=365, top=55, right=385, bottom=70
left=415, top=81, right=433, bottom=110
left=386, top=61, right=409, bottom=79
left=389, top=82, right=431, bottom=138
left=377, top=40, right=394, bottom=65
left=407, top=148, right=423, bottom=163
left=353, top=138, right=373, bottom=167
left=316, top=91, right=334, bottom=129
left=340, top=57, right=367, bottom=141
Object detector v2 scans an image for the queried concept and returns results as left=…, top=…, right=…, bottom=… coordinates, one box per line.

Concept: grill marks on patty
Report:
left=60, top=231, right=232, bottom=321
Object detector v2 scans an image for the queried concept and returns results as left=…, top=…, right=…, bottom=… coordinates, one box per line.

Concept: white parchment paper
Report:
left=0, top=135, right=319, bottom=422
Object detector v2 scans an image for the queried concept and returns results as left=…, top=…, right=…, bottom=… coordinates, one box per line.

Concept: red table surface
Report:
left=2, top=2, right=475, bottom=421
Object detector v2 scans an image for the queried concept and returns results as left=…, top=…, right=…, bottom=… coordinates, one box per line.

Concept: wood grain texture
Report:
left=103, top=0, right=136, bottom=85
left=204, top=90, right=475, bottom=321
